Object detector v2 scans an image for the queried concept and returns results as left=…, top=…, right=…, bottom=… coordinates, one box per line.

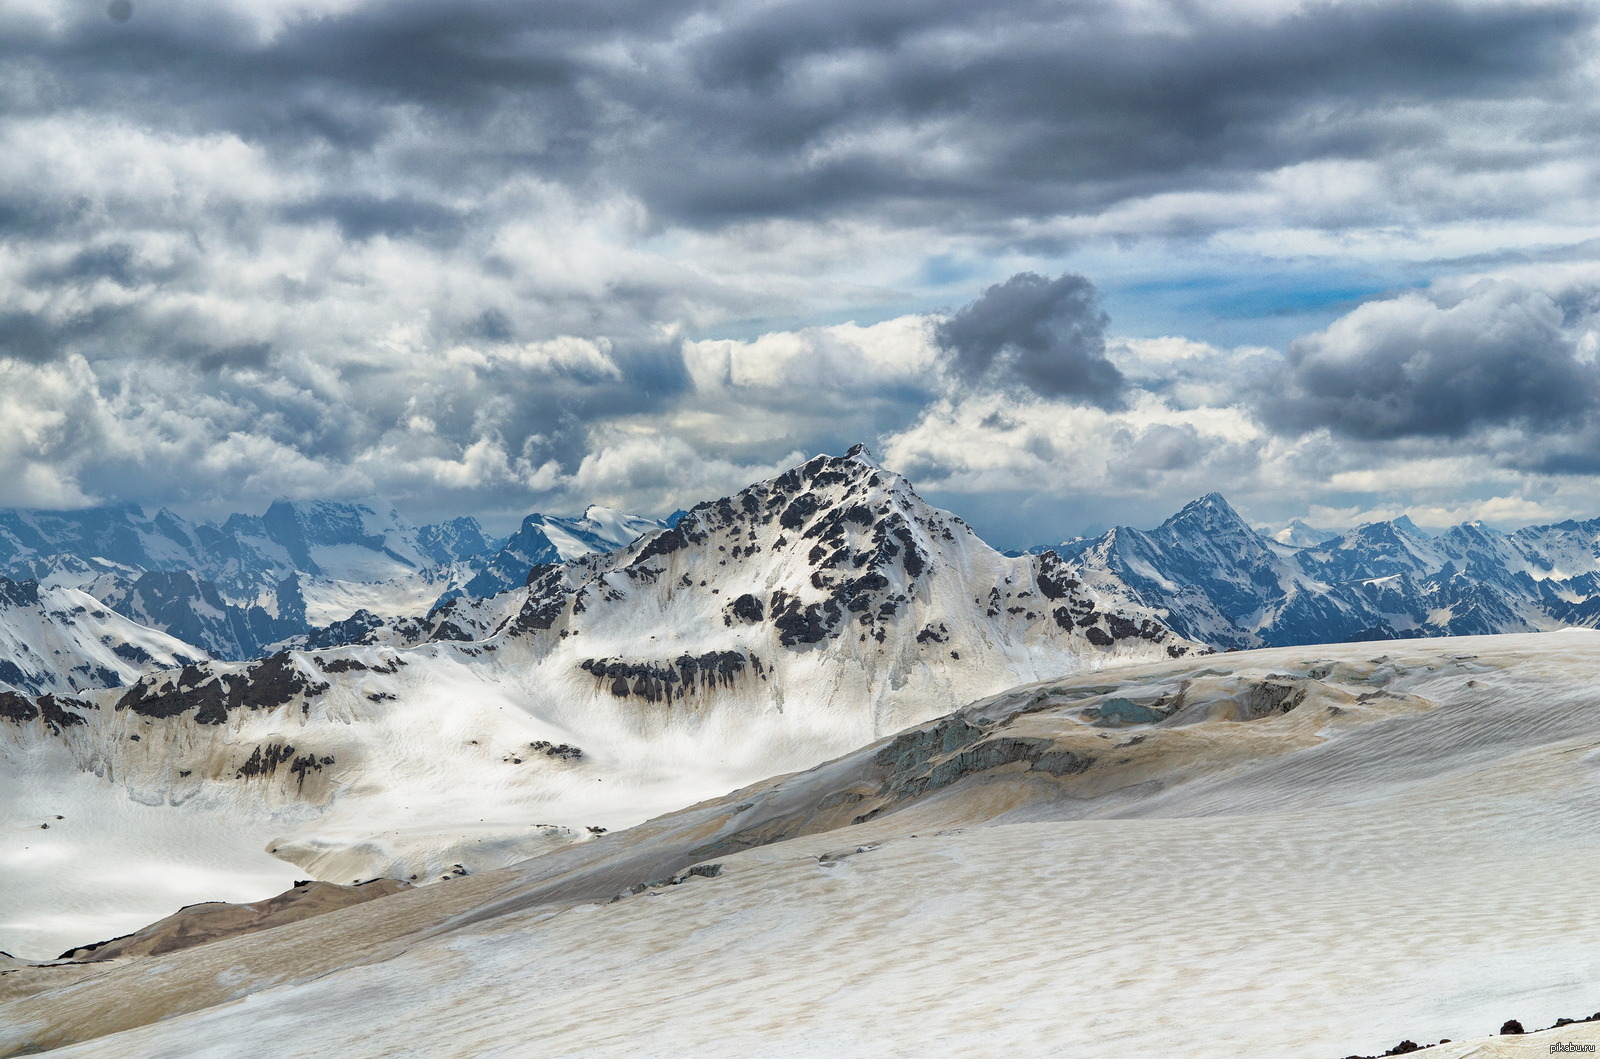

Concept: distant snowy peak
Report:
left=461, top=505, right=669, bottom=600
left=0, top=504, right=201, bottom=579
left=1270, top=519, right=1340, bottom=548
left=1155, top=492, right=1254, bottom=540
left=221, top=498, right=432, bottom=582
left=415, top=517, right=498, bottom=566
left=0, top=498, right=504, bottom=610
left=0, top=577, right=207, bottom=696
left=1296, top=517, right=1451, bottom=584
left=1508, top=517, right=1600, bottom=581
left=1054, top=496, right=1600, bottom=648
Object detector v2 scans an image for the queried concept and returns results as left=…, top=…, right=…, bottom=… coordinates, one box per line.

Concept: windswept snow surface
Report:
left=6, top=633, right=1600, bottom=1058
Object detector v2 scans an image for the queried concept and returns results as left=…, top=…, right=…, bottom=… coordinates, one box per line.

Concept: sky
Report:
left=3, top=0, right=1600, bottom=547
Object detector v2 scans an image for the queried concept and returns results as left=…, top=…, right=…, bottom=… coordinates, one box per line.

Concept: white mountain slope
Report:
left=0, top=448, right=1192, bottom=959
left=7, top=632, right=1600, bottom=1059
left=218, top=498, right=434, bottom=586
left=0, top=578, right=207, bottom=696
left=295, top=564, right=472, bottom=626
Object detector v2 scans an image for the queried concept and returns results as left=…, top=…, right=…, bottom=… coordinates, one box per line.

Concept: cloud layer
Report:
left=3, top=0, right=1600, bottom=541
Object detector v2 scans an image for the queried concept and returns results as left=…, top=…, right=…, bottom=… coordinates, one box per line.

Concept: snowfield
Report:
left=6, top=632, right=1600, bottom=1058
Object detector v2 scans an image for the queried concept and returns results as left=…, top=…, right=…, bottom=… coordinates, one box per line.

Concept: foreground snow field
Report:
left=7, top=631, right=1600, bottom=1058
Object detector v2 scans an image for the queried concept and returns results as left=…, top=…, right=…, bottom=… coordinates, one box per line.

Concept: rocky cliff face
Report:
left=93, top=570, right=306, bottom=661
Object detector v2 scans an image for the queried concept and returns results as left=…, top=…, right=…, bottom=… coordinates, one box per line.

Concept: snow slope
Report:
left=1271, top=518, right=1340, bottom=547
left=7, top=632, right=1600, bottom=1058
left=0, top=579, right=206, bottom=696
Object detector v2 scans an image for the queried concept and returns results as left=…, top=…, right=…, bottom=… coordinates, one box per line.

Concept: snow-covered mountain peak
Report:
left=425, top=448, right=1190, bottom=737
left=1157, top=491, right=1254, bottom=540
left=415, top=516, right=495, bottom=566
left=1298, top=517, right=1451, bottom=584
left=842, top=441, right=882, bottom=467
left=576, top=506, right=665, bottom=547
left=1391, top=514, right=1429, bottom=538
left=247, top=498, right=430, bottom=581
left=459, top=505, right=671, bottom=600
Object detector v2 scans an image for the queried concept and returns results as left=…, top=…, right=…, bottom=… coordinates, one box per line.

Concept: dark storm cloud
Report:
left=5, top=0, right=1590, bottom=231
left=1256, top=285, right=1597, bottom=440
left=936, top=272, right=1123, bottom=406
left=190, top=341, right=272, bottom=374
left=279, top=195, right=467, bottom=243
left=0, top=305, right=138, bottom=364
left=27, top=245, right=142, bottom=289
left=635, top=0, right=1595, bottom=225
left=467, top=309, right=514, bottom=344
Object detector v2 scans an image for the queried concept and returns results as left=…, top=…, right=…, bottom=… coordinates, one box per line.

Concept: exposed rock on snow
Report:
left=55, top=878, right=408, bottom=962
left=93, top=569, right=305, bottom=661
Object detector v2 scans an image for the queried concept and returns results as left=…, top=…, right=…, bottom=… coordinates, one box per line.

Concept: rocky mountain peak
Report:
left=1391, top=515, right=1428, bottom=538
left=421, top=447, right=1188, bottom=736
left=1159, top=491, right=1254, bottom=540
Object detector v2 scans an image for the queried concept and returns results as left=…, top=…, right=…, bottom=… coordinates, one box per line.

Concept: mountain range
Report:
left=8, top=450, right=1600, bottom=683
left=0, top=499, right=671, bottom=662
left=0, top=446, right=1186, bottom=947
left=1051, top=492, right=1600, bottom=650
